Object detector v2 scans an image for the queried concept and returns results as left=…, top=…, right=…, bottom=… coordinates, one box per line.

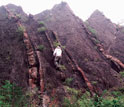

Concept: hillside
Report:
left=0, top=2, right=124, bottom=106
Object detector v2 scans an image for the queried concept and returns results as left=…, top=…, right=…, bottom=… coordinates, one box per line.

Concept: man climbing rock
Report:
left=53, top=46, right=62, bottom=68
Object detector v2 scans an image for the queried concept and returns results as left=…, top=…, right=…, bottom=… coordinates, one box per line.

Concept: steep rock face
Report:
left=87, top=10, right=116, bottom=50
left=6, top=4, right=28, bottom=22
left=110, top=27, right=124, bottom=63
left=34, top=2, right=121, bottom=90
left=0, top=2, right=124, bottom=106
left=87, top=10, right=124, bottom=65
left=0, top=6, right=28, bottom=87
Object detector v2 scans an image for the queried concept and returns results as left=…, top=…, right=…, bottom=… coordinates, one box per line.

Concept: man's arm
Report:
left=53, top=49, right=56, bottom=56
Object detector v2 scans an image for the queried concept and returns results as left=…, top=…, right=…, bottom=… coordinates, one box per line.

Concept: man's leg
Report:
left=54, top=56, right=59, bottom=67
left=58, top=56, right=61, bottom=65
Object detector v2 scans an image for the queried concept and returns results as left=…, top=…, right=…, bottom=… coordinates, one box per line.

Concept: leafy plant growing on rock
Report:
left=53, top=41, right=61, bottom=47
left=88, top=26, right=97, bottom=35
left=91, top=81, right=97, bottom=85
left=38, top=21, right=45, bottom=26
left=119, top=71, right=124, bottom=78
left=16, top=26, right=25, bottom=41
left=16, top=26, right=25, bottom=35
left=37, top=45, right=45, bottom=51
left=65, top=78, right=73, bottom=86
left=59, top=64, right=66, bottom=71
left=37, top=27, right=46, bottom=33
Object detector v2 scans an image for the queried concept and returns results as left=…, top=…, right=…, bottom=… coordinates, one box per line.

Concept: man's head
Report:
left=57, top=46, right=60, bottom=49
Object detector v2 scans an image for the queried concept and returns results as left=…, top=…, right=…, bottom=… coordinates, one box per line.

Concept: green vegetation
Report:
left=16, top=26, right=25, bottom=41
left=93, top=38, right=100, bottom=44
left=94, top=46, right=98, bottom=50
left=53, top=41, right=61, bottom=47
left=61, top=45, right=66, bottom=49
left=37, top=27, right=46, bottom=33
left=53, top=41, right=65, bottom=49
left=119, top=71, right=124, bottom=78
left=66, top=87, right=81, bottom=97
left=88, top=26, right=97, bottom=35
left=38, top=21, right=45, bottom=26
left=0, top=80, right=29, bottom=107
left=65, top=78, right=73, bottom=86
left=15, top=14, right=21, bottom=19
left=91, top=81, right=97, bottom=85
left=59, top=64, right=66, bottom=71
left=63, top=87, right=124, bottom=107
left=37, top=45, right=45, bottom=51
left=16, top=26, right=25, bottom=34
left=63, top=89, right=92, bottom=107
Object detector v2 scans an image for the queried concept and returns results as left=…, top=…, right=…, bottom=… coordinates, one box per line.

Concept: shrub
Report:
left=59, top=65, right=66, bottom=71
left=62, top=97, right=73, bottom=107
left=37, top=27, right=46, bottom=33
left=94, top=46, right=98, bottom=50
left=62, top=89, right=124, bottom=107
left=53, top=41, right=61, bottom=47
left=38, top=21, right=45, bottom=26
left=91, top=81, right=97, bottom=85
left=65, top=78, right=73, bottom=86
left=0, top=80, right=29, bottom=107
left=15, top=14, right=21, bottom=19
left=61, top=45, right=66, bottom=49
left=37, top=45, right=45, bottom=51
left=119, top=71, right=124, bottom=78
left=16, top=26, right=25, bottom=34
left=88, top=26, right=97, bottom=35
left=62, top=91, right=93, bottom=107
left=66, top=87, right=79, bottom=96
left=93, top=38, right=100, bottom=44
left=16, top=26, right=25, bottom=41
left=93, top=94, right=124, bottom=107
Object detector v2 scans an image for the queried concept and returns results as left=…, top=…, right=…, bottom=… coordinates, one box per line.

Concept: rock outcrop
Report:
left=0, top=2, right=124, bottom=106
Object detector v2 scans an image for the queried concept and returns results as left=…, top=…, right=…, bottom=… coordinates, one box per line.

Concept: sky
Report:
left=0, top=0, right=124, bottom=24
